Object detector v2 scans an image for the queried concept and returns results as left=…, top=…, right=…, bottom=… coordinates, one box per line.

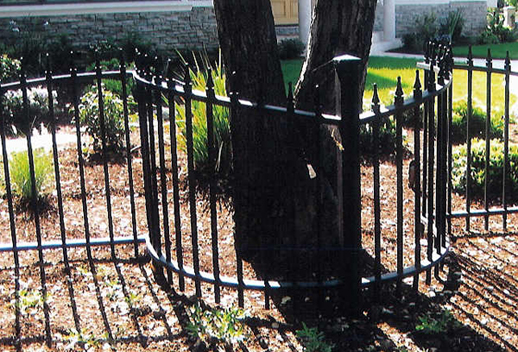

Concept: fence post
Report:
left=334, top=55, right=362, bottom=316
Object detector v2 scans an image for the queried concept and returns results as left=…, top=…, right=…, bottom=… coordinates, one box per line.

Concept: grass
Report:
left=453, top=42, right=518, bottom=60
left=281, top=59, right=304, bottom=94
left=281, top=56, right=517, bottom=117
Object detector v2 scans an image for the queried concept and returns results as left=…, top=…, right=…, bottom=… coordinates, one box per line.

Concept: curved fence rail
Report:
left=0, top=43, right=459, bottom=312
left=135, top=43, right=454, bottom=310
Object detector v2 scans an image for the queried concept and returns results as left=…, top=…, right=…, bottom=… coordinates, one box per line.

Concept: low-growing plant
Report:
left=12, top=288, right=49, bottom=315
left=296, top=322, right=334, bottom=352
left=62, top=328, right=103, bottom=350
left=174, top=52, right=231, bottom=179
left=8, top=148, right=54, bottom=207
left=2, top=86, right=57, bottom=135
left=415, top=311, right=461, bottom=335
left=278, top=38, right=305, bottom=60
left=77, top=84, right=131, bottom=153
left=0, top=54, right=20, bottom=82
left=451, top=138, right=518, bottom=200
left=450, top=102, right=503, bottom=144
left=186, top=303, right=248, bottom=351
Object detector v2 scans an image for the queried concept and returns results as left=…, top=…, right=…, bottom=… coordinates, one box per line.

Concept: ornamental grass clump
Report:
left=175, top=52, right=231, bottom=179
left=8, top=148, right=54, bottom=208
left=451, top=138, right=518, bottom=200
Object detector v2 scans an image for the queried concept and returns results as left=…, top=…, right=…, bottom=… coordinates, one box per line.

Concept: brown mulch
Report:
left=0, top=123, right=517, bottom=351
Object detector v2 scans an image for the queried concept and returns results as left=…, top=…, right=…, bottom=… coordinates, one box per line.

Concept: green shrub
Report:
left=479, top=10, right=517, bottom=44
left=8, top=148, right=54, bottom=206
left=77, top=84, right=129, bottom=153
left=2, top=86, right=57, bottom=135
left=451, top=138, right=518, bottom=200
left=440, top=10, right=465, bottom=43
left=175, top=53, right=231, bottom=178
left=450, top=102, right=503, bottom=144
left=360, top=116, right=399, bottom=156
left=0, top=54, right=20, bottom=82
left=278, top=38, right=305, bottom=60
left=403, top=13, right=439, bottom=52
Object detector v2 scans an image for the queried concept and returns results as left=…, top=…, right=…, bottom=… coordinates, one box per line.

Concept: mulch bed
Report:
left=0, top=122, right=517, bottom=351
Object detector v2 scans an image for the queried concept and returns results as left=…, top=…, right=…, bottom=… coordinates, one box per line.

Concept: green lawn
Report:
left=281, top=56, right=516, bottom=118
left=453, top=42, right=518, bottom=60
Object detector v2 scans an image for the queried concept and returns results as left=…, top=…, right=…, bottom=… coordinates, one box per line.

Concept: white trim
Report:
left=396, top=0, right=487, bottom=5
left=0, top=1, right=214, bottom=18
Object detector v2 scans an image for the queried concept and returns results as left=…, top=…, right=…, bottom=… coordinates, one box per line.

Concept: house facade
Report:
left=0, top=0, right=490, bottom=55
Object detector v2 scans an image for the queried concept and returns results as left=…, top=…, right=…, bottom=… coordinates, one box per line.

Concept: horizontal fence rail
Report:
left=0, top=42, right=458, bottom=311
left=135, top=42, right=454, bottom=308
left=449, top=48, right=518, bottom=233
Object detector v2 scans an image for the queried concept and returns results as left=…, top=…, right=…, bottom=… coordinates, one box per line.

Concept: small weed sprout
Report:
left=62, top=328, right=103, bottom=350
left=186, top=303, right=248, bottom=350
left=296, top=322, right=334, bottom=352
left=415, top=311, right=461, bottom=335
left=12, top=288, right=49, bottom=315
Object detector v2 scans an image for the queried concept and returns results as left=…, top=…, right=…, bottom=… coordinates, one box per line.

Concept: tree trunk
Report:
left=295, top=0, right=377, bottom=111
left=213, top=0, right=377, bottom=280
left=214, top=0, right=309, bottom=269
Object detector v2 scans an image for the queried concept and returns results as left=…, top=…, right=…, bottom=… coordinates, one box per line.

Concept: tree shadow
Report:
left=249, top=250, right=512, bottom=352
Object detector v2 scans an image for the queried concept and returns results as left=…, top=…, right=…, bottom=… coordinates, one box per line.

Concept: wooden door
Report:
left=271, top=0, right=298, bottom=25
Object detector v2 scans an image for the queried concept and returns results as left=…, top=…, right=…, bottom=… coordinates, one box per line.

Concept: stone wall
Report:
left=394, top=1, right=487, bottom=38
left=0, top=6, right=218, bottom=54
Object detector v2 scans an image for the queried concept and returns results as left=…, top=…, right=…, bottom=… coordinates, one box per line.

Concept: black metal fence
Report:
left=449, top=49, right=518, bottom=232
left=134, top=43, right=456, bottom=311
left=2, top=43, right=512, bottom=313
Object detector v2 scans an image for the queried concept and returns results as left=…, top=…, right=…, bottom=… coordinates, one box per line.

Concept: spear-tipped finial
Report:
left=183, top=63, right=191, bottom=84
left=206, top=68, right=214, bottom=90
left=395, top=77, right=404, bottom=105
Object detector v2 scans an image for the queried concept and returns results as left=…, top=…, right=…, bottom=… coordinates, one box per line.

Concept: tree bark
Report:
left=213, top=0, right=377, bottom=279
left=214, top=0, right=306, bottom=267
left=295, top=0, right=377, bottom=111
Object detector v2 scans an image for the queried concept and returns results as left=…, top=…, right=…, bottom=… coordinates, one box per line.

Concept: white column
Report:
left=298, top=0, right=312, bottom=44
left=383, top=0, right=396, bottom=41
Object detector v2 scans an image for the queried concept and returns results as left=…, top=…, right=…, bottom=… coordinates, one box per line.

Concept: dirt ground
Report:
left=0, top=123, right=517, bottom=352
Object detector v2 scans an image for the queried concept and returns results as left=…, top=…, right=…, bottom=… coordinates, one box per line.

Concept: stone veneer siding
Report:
left=0, top=7, right=218, bottom=53
left=394, top=1, right=487, bottom=38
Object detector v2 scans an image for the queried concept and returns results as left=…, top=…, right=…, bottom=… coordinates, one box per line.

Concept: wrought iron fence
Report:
left=448, top=48, right=518, bottom=232
left=135, top=42, right=455, bottom=312
left=2, top=42, right=495, bottom=313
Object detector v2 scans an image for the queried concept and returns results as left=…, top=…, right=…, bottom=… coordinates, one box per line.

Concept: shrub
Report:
left=403, top=13, right=439, bottom=52
left=440, top=10, right=465, bottom=43
left=174, top=53, right=231, bottom=178
left=1, top=86, right=57, bottom=135
left=450, top=102, right=503, bottom=144
left=479, top=10, right=517, bottom=44
left=451, top=138, right=518, bottom=200
left=8, top=148, right=54, bottom=206
left=278, top=38, right=305, bottom=60
left=0, top=54, right=20, bottom=82
left=77, top=84, right=129, bottom=153
left=360, top=116, right=399, bottom=156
